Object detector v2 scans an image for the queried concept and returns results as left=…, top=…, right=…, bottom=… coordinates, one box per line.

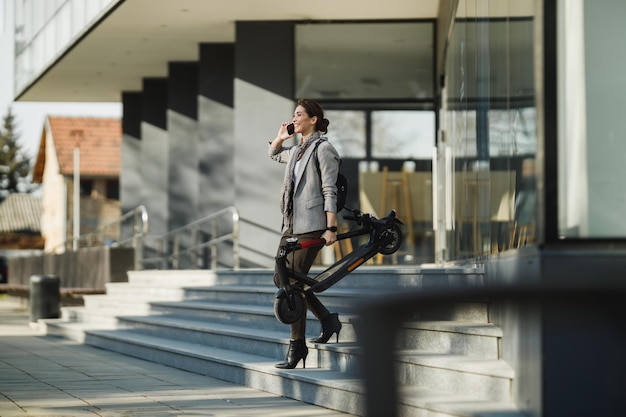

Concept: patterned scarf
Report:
left=280, top=132, right=322, bottom=229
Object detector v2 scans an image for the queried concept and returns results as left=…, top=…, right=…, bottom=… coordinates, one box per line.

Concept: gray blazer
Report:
left=270, top=136, right=340, bottom=234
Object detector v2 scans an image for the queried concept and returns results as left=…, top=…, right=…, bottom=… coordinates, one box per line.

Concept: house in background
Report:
left=0, top=193, right=43, bottom=250
left=32, top=117, right=121, bottom=253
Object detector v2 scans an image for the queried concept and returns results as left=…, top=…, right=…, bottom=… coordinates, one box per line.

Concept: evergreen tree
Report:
left=0, top=107, right=32, bottom=198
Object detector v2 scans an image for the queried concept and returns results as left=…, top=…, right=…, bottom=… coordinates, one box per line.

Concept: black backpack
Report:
left=313, top=139, right=348, bottom=212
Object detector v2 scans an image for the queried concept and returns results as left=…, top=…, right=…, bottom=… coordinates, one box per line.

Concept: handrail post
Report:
left=232, top=207, right=240, bottom=270
left=211, top=219, right=217, bottom=270
left=135, top=205, right=148, bottom=270
left=134, top=233, right=143, bottom=270
left=157, top=238, right=166, bottom=269
left=132, top=207, right=140, bottom=270
left=173, top=235, right=180, bottom=269
left=190, top=227, right=198, bottom=269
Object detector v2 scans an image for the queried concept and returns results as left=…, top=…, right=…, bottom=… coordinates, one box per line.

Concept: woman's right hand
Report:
left=277, top=122, right=294, bottom=140
left=270, top=122, right=294, bottom=149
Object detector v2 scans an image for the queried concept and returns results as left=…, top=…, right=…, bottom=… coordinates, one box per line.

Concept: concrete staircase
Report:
left=40, top=267, right=523, bottom=417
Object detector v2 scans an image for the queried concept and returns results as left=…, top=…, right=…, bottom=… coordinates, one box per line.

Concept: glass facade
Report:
left=13, top=0, right=118, bottom=95
left=295, top=21, right=437, bottom=265
left=295, top=22, right=434, bottom=101
left=557, top=0, right=626, bottom=239
left=440, top=2, right=537, bottom=261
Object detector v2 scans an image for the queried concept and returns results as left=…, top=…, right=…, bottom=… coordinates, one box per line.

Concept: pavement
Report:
left=0, top=296, right=353, bottom=417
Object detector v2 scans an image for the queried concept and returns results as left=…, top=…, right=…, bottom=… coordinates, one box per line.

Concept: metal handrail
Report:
left=49, top=205, right=149, bottom=263
left=237, top=217, right=283, bottom=261
left=140, top=206, right=250, bottom=270
left=51, top=204, right=281, bottom=271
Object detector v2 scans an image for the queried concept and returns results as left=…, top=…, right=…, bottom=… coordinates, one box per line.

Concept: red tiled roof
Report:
left=46, top=117, right=122, bottom=177
left=0, top=194, right=42, bottom=234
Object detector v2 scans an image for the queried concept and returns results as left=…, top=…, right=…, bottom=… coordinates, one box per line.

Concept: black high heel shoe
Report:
left=275, top=339, right=308, bottom=369
left=310, top=313, right=342, bottom=344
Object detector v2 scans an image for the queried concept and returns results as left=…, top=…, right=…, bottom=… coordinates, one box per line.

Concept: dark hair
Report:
left=297, top=99, right=330, bottom=134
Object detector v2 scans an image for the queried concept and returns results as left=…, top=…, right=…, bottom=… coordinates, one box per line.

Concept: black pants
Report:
left=273, top=229, right=330, bottom=340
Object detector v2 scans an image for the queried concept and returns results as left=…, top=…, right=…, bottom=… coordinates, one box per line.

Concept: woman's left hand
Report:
left=322, top=230, right=337, bottom=246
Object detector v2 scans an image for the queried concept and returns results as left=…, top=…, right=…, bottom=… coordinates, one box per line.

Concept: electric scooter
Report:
left=274, top=208, right=404, bottom=324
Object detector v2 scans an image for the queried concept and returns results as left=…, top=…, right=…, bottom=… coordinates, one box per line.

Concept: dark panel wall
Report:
left=168, top=62, right=199, bottom=120
left=142, top=78, right=168, bottom=129
left=232, top=21, right=297, bottom=264
left=121, top=92, right=144, bottom=215
left=168, top=62, right=200, bottom=231
left=199, top=43, right=234, bottom=107
left=122, top=92, right=142, bottom=139
left=235, top=21, right=294, bottom=98
left=197, top=43, right=236, bottom=218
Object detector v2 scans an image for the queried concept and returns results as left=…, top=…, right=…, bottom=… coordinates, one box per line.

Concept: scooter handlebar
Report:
left=298, top=238, right=326, bottom=249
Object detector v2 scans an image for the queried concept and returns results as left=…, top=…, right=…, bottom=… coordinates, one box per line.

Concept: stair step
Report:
left=75, top=327, right=519, bottom=417
left=397, top=350, right=513, bottom=402
left=81, top=328, right=366, bottom=415
left=398, top=385, right=521, bottom=417
left=399, top=321, right=501, bottom=359
left=126, top=269, right=221, bottom=285
left=129, top=266, right=484, bottom=289
left=42, top=266, right=527, bottom=416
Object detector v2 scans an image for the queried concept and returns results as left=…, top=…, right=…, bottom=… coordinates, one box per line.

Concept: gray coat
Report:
left=269, top=137, right=340, bottom=234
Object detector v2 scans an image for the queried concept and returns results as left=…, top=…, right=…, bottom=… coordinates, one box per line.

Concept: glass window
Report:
left=107, top=180, right=119, bottom=199
left=325, top=110, right=366, bottom=158
left=0, top=1, right=4, bottom=34
left=558, top=0, right=626, bottom=238
left=80, top=179, right=93, bottom=196
left=441, top=6, right=537, bottom=261
left=295, top=22, right=434, bottom=100
left=57, top=2, right=72, bottom=49
left=371, top=111, right=435, bottom=159
left=489, top=108, right=536, bottom=157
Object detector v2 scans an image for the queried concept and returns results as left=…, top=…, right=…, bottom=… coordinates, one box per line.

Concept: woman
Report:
left=268, top=99, right=343, bottom=369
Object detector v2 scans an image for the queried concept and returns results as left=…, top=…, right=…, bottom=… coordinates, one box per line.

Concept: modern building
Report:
left=10, top=0, right=626, bottom=415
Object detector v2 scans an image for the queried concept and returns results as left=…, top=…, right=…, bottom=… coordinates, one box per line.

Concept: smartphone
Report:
left=287, top=123, right=295, bottom=135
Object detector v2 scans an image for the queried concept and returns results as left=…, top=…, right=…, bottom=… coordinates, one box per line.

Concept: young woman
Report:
left=268, top=99, right=343, bottom=369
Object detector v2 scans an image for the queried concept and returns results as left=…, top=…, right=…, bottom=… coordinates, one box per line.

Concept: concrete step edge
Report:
left=398, top=385, right=522, bottom=417
left=398, top=350, right=515, bottom=379
left=408, top=321, right=503, bottom=337
left=82, top=328, right=515, bottom=417
left=85, top=328, right=363, bottom=391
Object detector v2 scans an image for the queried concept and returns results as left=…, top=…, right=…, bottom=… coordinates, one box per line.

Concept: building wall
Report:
left=41, top=127, right=67, bottom=252
left=119, top=34, right=298, bottom=264
left=139, top=79, right=169, bottom=236
left=120, top=92, right=143, bottom=217
left=233, top=22, right=296, bottom=258
left=66, top=178, right=120, bottom=244
left=197, top=43, right=235, bottom=218
left=167, top=62, right=199, bottom=230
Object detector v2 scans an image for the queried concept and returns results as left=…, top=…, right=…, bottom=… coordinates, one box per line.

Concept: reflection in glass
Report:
left=14, top=0, right=115, bottom=95
left=488, top=109, right=536, bottom=157
left=325, top=110, right=366, bottom=158
left=441, top=10, right=537, bottom=261
left=371, top=111, right=435, bottom=159
left=558, top=0, right=626, bottom=238
left=295, top=22, right=434, bottom=100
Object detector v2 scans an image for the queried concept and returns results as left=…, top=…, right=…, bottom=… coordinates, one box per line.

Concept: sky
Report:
left=1, top=0, right=122, bottom=161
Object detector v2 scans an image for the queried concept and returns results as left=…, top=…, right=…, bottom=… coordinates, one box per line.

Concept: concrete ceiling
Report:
left=16, top=0, right=439, bottom=102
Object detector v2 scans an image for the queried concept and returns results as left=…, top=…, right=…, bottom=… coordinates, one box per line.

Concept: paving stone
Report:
left=0, top=298, right=355, bottom=417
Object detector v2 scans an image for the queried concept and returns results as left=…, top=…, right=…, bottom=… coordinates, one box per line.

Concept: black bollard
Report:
left=29, top=275, right=60, bottom=323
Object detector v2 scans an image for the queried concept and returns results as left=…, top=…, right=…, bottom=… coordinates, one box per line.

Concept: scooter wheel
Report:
left=378, top=224, right=403, bottom=255
left=274, top=291, right=306, bottom=324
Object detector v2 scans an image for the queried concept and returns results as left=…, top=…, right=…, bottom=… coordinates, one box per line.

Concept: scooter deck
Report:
left=308, top=238, right=385, bottom=293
